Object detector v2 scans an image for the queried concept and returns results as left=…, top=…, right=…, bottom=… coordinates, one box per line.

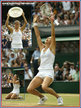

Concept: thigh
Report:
left=6, top=93, right=13, bottom=98
left=11, top=93, right=18, bottom=99
left=27, top=77, right=43, bottom=89
left=42, top=76, right=53, bottom=87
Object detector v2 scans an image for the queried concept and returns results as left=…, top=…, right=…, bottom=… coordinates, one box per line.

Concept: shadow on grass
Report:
left=35, top=104, right=64, bottom=107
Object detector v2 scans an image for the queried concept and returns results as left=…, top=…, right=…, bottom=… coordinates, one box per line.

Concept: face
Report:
left=57, top=16, right=60, bottom=22
left=75, top=7, right=78, bottom=12
left=45, top=18, right=49, bottom=25
left=36, top=47, right=39, bottom=51
left=25, top=66, right=28, bottom=71
left=70, top=65, right=74, bottom=69
left=24, top=63, right=28, bottom=67
left=11, top=54, right=14, bottom=58
left=70, top=14, right=73, bottom=19
left=63, top=62, right=67, bottom=68
left=66, top=70, right=69, bottom=74
left=75, top=12, right=78, bottom=19
left=55, top=65, right=59, bottom=71
left=64, top=16, right=67, bottom=20
left=14, top=74, right=17, bottom=80
left=45, top=37, right=51, bottom=45
left=14, top=21, right=20, bottom=30
left=76, top=67, right=78, bottom=72
left=21, top=54, right=24, bottom=58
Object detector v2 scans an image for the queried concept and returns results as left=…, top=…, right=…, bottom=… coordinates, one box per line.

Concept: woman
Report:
left=27, top=15, right=63, bottom=105
left=5, top=74, right=21, bottom=99
left=6, top=12, right=27, bottom=48
left=2, top=36, right=8, bottom=48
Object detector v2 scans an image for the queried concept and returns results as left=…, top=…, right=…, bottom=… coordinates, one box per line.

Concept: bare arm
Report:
left=2, top=42, right=4, bottom=47
left=50, top=15, right=56, bottom=55
left=4, top=40, right=7, bottom=46
left=21, top=12, right=27, bottom=32
left=34, top=26, right=44, bottom=51
left=13, top=80, right=20, bottom=84
left=5, top=14, right=13, bottom=33
left=33, top=15, right=44, bottom=51
left=30, top=56, right=34, bottom=63
left=7, top=77, right=13, bottom=83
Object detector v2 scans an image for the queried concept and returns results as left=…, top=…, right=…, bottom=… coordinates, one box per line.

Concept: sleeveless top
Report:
left=38, top=48, right=55, bottom=70
left=13, top=83, right=20, bottom=91
left=11, top=29, right=22, bottom=46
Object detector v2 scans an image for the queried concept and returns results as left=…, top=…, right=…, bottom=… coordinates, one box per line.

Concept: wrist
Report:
left=51, top=19, right=54, bottom=23
left=33, top=23, right=38, bottom=27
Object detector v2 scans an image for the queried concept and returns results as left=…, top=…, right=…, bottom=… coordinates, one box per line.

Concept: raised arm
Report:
left=5, top=13, right=13, bottom=33
left=21, top=12, right=27, bottom=32
left=33, top=15, right=44, bottom=51
left=7, top=73, right=13, bottom=83
left=50, top=15, right=56, bottom=55
left=13, top=80, right=20, bottom=84
left=7, top=77, right=13, bottom=83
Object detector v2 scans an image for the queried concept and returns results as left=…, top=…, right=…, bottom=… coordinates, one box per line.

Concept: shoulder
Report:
left=15, top=80, right=20, bottom=84
left=49, top=47, right=55, bottom=55
left=20, top=28, right=23, bottom=32
left=40, top=45, right=45, bottom=52
left=28, top=69, right=32, bottom=73
left=33, top=50, right=36, bottom=54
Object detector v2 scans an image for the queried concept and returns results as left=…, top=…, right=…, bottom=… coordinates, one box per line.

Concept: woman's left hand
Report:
left=50, top=14, right=55, bottom=22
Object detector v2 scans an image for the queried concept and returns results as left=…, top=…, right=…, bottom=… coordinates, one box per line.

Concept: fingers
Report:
left=7, top=13, right=9, bottom=17
left=23, top=12, right=24, bottom=15
left=50, top=14, right=55, bottom=22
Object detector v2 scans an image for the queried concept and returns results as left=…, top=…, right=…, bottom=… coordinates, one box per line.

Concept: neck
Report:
left=45, top=44, right=49, bottom=49
left=15, top=28, right=19, bottom=31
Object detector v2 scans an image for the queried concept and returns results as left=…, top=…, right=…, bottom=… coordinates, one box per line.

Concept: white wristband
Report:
left=33, top=23, right=38, bottom=27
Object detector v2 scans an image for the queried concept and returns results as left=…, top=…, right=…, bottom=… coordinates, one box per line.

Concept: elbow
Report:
left=25, top=20, right=27, bottom=24
left=25, top=22, right=27, bottom=25
left=26, top=21, right=27, bottom=24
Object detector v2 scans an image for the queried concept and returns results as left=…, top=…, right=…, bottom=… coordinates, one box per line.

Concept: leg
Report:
left=5, top=93, right=13, bottom=99
left=11, top=93, right=18, bottom=99
left=27, top=77, right=44, bottom=98
left=42, top=77, right=59, bottom=98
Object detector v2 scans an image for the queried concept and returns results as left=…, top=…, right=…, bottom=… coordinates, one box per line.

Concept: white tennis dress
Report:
left=11, top=83, right=20, bottom=95
left=11, top=29, right=23, bottom=48
left=36, top=48, right=55, bottom=80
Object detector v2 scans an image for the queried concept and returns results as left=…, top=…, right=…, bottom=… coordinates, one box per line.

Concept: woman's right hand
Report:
left=50, top=14, right=55, bottom=23
left=33, top=15, right=38, bottom=23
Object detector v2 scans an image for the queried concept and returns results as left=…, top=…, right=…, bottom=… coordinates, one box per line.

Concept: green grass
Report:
left=2, top=93, right=80, bottom=107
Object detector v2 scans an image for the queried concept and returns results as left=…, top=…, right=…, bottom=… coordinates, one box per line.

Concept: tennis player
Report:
left=27, top=15, right=63, bottom=105
left=6, top=12, right=27, bottom=48
left=5, top=74, right=21, bottom=99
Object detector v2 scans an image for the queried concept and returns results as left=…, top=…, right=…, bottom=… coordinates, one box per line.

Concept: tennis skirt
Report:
left=11, top=43, right=23, bottom=49
left=11, top=89, right=20, bottom=95
left=36, top=69, right=54, bottom=80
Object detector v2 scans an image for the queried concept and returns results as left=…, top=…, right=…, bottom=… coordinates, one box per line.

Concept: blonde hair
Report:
left=14, top=20, right=20, bottom=25
left=48, top=37, right=51, bottom=39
